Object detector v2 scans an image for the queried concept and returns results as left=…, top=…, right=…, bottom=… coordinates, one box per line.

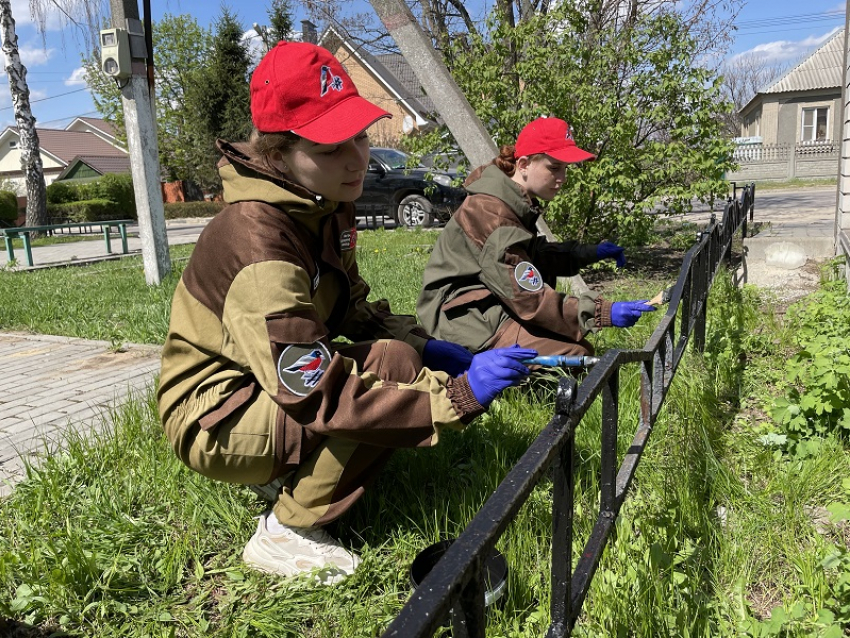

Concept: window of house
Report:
left=801, top=106, right=829, bottom=142
left=8, top=141, right=16, bottom=148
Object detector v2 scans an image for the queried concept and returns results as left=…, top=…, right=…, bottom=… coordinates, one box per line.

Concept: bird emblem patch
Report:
left=277, top=342, right=332, bottom=396
left=514, top=261, right=543, bottom=291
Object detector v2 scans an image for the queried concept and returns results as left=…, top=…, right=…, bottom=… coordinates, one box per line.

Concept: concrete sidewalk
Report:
left=0, top=191, right=842, bottom=498
left=0, top=333, right=160, bottom=497
left=2, top=218, right=210, bottom=271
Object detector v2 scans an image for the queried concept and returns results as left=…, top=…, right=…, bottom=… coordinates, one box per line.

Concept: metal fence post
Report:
left=549, top=378, right=577, bottom=637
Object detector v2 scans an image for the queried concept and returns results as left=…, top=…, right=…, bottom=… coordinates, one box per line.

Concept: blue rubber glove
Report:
left=596, top=241, right=627, bottom=268
left=611, top=301, right=656, bottom=327
left=423, top=339, right=474, bottom=377
left=467, top=346, right=538, bottom=407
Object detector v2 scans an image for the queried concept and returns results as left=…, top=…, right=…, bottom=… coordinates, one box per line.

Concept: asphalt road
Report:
left=690, top=185, right=836, bottom=217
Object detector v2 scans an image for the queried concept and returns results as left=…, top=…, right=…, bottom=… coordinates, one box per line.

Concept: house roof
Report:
left=763, top=28, right=844, bottom=94
left=374, top=53, right=436, bottom=114
left=56, top=155, right=132, bottom=180
left=32, top=129, right=128, bottom=164
left=65, top=117, right=117, bottom=139
left=319, top=26, right=433, bottom=127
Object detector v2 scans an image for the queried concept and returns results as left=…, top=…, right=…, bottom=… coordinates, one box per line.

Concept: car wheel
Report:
left=397, top=194, right=434, bottom=228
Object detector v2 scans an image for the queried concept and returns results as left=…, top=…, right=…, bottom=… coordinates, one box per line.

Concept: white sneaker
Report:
left=242, top=511, right=361, bottom=585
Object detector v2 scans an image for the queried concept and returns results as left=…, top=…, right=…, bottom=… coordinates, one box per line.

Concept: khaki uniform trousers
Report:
left=181, top=339, right=422, bottom=528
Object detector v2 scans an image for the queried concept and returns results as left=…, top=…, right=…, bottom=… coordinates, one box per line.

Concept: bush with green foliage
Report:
left=92, top=173, right=135, bottom=218
left=48, top=199, right=125, bottom=222
left=46, top=180, right=78, bottom=205
left=164, top=201, right=225, bottom=219
left=45, top=173, right=137, bottom=222
left=770, top=274, right=850, bottom=442
left=405, top=5, right=733, bottom=245
left=0, top=190, right=18, bottom=223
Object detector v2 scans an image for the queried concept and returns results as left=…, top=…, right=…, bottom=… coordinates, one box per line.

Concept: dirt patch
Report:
left=583, top=245, right=688, bottom=292
left=77, top=348, right=160, bottom=370
left=583, top=235, right=821, bottom=306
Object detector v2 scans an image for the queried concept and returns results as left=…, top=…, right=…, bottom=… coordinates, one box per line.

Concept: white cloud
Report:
left=65, top=67, right=87, bottom=86
left=732, top=27, right=843, bottom=66
left=18, top=43, right=53, bottom=67
left=11, top=0, right=86, bottom=32
left=0, top=41, right=54, bottom=81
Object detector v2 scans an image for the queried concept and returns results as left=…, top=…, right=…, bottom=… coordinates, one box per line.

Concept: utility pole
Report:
left=367, top=0, right=497, bottom=167
left=108, top=0, right=170, bottom=285
left=835, top=1, right=850, bottom=288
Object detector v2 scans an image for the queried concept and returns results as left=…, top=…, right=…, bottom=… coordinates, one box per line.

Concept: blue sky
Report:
left=0, top=0, right=845, bottom=130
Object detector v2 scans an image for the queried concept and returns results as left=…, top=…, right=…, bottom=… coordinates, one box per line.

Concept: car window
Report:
left=371, top=148, right=410, bottom=170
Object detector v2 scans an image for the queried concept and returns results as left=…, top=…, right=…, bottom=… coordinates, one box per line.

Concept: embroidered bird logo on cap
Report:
left=320, top=65, right=344, bottom=97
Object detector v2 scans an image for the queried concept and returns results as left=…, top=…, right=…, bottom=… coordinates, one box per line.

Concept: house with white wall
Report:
left=0, top=117, right=128, bottom=195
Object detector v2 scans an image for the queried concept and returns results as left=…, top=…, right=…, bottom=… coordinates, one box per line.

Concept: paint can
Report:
left=409, top=539, right=508, bottom=609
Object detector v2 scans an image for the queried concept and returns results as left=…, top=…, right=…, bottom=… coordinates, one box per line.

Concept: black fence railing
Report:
left=381, top=183, right=756, bottom=638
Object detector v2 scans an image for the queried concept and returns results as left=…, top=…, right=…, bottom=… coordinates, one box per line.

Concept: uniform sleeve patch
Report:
left=514, top=261, right=543, bottom=291
left=340, top=228, right=357, bottom=251
left=277, top=341, right=332, bottom=396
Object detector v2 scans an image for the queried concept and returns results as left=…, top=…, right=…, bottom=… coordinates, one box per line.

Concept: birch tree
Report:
left=0, top=0, right=47, bottom=228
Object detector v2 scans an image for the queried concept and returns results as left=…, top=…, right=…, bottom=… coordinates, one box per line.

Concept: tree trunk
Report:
left=0, top=0, right=47, bottom=230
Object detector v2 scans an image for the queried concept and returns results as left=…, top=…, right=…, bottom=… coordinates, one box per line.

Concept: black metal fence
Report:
left=381, top=183, right=756, bottom=638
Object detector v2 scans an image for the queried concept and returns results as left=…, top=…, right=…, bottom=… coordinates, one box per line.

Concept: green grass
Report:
left=749, top=177, right=837, bottom=191
left=1, top=228, right=849, bottom=637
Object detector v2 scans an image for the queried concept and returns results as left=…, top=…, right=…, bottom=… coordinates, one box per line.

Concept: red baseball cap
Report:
left=514, top=117, right=596, bottom=163
left=250, top=41, right=392, bottom=144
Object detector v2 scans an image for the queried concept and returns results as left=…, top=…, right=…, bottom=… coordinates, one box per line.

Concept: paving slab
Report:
left=0, top=332, right=161, bottom=497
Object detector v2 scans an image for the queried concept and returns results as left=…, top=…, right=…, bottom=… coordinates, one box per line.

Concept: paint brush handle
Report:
left=522, top=355, right=600, bottom=367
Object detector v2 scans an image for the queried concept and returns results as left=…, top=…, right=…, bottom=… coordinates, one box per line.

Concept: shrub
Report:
left=164, top=201, right=225, bottom=219
left=46, top=180, right=78, bottom=205
left=47, top=199, right=124, bottom=222
left=0, top=190, right=18, bottom=222
left=46, top=174, right=136, bottom=219
left=770, top=277, right=850, bottom=441
left=93, top=173, right=135, bottom=218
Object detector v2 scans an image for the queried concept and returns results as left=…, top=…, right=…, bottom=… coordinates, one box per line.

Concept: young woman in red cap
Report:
left=157, top=42, right=537, bottom=585
left=417, top=116, right=655, bottom=359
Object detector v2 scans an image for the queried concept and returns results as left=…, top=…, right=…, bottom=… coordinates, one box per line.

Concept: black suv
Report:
left=356, top=148, right=467, bottom=228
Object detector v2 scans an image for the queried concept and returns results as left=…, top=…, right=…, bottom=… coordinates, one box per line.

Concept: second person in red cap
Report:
left=417, top=116, right=655, bottom=361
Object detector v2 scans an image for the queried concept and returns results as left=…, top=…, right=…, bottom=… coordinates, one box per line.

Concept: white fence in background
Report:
left=726, top=141, right=839, bottom=182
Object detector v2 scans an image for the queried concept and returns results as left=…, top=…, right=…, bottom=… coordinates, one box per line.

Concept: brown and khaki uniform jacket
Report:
left=158, top=141, right=483, bottom=483
left=417, top=163, right=613, bottom=353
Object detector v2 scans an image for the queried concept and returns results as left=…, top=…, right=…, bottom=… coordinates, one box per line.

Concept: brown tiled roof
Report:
left=75, top=117, right=117, bottom=137
left=72, top=155, right=132, bottom=174
left=33, top=129, right=127, bottom=163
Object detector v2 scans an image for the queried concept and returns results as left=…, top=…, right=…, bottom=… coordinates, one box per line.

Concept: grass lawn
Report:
left=0, top=225, right=849, bottom=637
left=750, top=177, right=837, bottom=191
